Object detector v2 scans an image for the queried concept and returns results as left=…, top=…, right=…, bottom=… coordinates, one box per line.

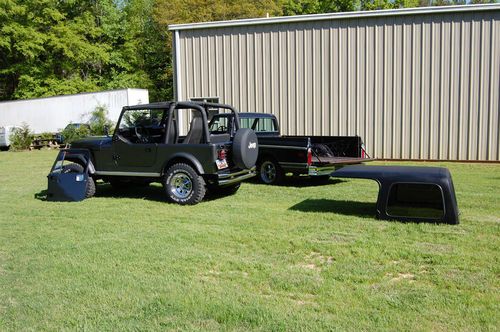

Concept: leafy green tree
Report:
left=0, top=0, right=154, bottom=101
left=0, top=0, right=108, bottom=99
left=283, top=0, right=359, bottom=15
left=88, top=105, right=115, bottom=136
left=152, top=0, right=283, bottom=100
left=124, top=0, right=171, bottom=101
left=60, top=124, right=91, bottom=144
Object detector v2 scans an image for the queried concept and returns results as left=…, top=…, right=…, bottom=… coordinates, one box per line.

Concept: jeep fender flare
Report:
left=163, top=153, right=205, bottom=175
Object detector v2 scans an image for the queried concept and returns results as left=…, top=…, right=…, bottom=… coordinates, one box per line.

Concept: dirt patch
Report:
left=386, top=272, right=416, bottom=283
left=297, top=252, right=334, bottom=271
left=313, top=232, right=357, bottom=244
left=199, top=269, right=248, bottom=282
left=299, top=263, right=319, bottom=270
left=416, top=242, right=453, bottom=253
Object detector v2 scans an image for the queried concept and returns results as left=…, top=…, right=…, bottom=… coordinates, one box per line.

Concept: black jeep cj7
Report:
left=48, top=101, right=259, bottom=205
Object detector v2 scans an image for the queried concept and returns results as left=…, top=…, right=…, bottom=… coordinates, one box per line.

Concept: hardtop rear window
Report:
left=387, top=182, right=445, bottom=219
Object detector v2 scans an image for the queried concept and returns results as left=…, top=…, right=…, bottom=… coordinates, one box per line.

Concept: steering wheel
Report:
left=134, top=125, right=149, bottom=143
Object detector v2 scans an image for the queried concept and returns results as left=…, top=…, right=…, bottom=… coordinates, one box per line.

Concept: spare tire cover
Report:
left=232, top=128, right=259, bottom=169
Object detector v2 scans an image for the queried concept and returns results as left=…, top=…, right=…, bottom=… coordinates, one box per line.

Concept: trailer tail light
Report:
left=361, top=143, right=368, bottom=159
left=307, top=148, right=312, bottom=166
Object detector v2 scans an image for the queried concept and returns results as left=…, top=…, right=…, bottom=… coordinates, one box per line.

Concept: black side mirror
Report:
left=104, top=125, right=110, bottom=137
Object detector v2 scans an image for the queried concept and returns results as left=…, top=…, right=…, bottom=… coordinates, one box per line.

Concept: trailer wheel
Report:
left=258, top=159, right=284, bottom=184
left=62, top=163, right=96, bottom=198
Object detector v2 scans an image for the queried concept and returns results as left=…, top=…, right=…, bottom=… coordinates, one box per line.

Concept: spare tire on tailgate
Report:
left=232, top=128, right=258, bottom=169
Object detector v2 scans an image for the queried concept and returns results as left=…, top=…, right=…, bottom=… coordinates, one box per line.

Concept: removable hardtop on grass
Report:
left=208, top=112, right=371, bottom=184
left=331, top=165, right=459, bottom=224
left=49, top=101, right=259, bottom=204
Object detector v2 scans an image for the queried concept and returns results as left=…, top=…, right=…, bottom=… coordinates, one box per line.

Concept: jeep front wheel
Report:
left=163, top=163, right=206, bottom=205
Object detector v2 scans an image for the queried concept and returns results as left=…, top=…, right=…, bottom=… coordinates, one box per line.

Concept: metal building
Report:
left=170, top=4, right=500, bottom=161
left=0, top=88, right=149, bottom=133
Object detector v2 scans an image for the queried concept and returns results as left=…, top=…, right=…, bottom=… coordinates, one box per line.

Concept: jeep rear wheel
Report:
left=62, top=163, right=96, bottom=198
left=163, top=163, right=206, bottom=205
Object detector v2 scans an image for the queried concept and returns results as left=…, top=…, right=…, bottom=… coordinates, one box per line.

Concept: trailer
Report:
left=0, top=89, right=148, bottom=134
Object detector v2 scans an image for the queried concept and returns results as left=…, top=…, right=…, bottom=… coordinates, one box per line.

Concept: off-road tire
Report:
left=163, top=163, right=206, bottom=205
left=258, top=159, right=284, bottom=185
left=62, top=163, right=96, bottom=198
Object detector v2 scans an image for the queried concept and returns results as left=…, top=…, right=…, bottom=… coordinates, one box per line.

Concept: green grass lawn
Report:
left=0, top=150, right=499, bottom=331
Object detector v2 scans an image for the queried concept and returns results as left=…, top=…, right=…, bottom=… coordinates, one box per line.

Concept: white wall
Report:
left=0, top=89, right=149, bottom=133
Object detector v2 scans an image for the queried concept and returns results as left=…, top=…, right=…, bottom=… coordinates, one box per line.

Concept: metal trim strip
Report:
left=95, top=171, right=162, bottom=177
left=168, top=4, right=499, bottom=31
left=259, top=145, right=308, bottom=150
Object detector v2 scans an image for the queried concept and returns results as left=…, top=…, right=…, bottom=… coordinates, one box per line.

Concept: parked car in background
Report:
left=55, top=123, right=91, bottom=145
left=208, top=112, right=371, bottom=184
left=0, top=126, right=21, bottom=150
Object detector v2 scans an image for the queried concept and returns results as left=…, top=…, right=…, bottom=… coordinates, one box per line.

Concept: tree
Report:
left=123, top=0, right=171, bottom=101
left=0, top=0, right=153, bottom=101
left=283, top=0, right=359, bottom=15
left=152, top=0, right=283, bottom=100
left=0, top=0, right=108, bottom=99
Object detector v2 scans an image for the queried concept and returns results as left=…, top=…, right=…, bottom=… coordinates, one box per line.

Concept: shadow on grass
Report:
left=34, top=183, right=242, bottom=203
left=252, top=177, right=346, bottom=188
left=34, top=189, right=48, bottom=201
left=95, top=184, right=167, bottom=202
left=289, top=199, right=376, bottom=218
left=43, top=183, right=238, bottom=203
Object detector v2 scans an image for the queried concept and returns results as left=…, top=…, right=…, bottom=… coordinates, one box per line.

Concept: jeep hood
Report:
left=70, top=136, right=112, bottom=150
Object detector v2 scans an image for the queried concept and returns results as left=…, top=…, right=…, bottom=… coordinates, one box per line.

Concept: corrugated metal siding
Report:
left=175, top=8, right=500, bottom=161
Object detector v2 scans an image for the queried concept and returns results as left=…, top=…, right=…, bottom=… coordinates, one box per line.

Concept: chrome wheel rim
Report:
left=260, top=161, right=276, bottom=183
left=169, top=172, right=193, bottom=199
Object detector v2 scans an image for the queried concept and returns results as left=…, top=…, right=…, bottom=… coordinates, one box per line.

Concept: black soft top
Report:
left=123, top=101, right=237, bottom=111
left=238, top=113, right=276, bottom=119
